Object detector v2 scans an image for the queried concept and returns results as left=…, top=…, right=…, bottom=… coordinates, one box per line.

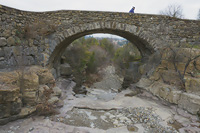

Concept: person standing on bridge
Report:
left=129, top=6, right=135, bottom=13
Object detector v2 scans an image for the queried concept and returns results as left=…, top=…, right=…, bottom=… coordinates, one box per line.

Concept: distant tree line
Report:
left=61, top=37, right=141, bottom=86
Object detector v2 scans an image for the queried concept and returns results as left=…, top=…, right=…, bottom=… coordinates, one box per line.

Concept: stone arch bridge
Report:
left=0, top=5, right=199, bottom=76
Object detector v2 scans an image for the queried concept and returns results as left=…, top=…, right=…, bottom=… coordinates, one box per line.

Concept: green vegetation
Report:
left=61, top=37, right=141, bottom=86
left=114, top=43, right=141, bottom=69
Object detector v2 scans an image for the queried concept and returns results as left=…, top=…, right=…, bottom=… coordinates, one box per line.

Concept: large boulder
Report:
left=0, top=66, right=58, bottom=125
left=27, top=66, right=55, bottom=85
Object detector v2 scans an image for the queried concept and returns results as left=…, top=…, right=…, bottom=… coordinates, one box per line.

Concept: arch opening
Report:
left=48, top=28, right=155, bottom=68
left=58, top=33, right=144, bottom=91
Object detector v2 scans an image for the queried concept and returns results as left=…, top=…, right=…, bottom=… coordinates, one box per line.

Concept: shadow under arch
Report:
left=47, top=22, right=156, bottom=68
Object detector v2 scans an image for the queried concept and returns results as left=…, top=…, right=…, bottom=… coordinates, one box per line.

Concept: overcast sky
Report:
left=0, top=0, right=199, bottom=20
left=0, top=0, right=199, bottom=38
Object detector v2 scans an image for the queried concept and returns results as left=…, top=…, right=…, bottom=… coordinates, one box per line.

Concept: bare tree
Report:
left=161, top=45, right=200, bottom=90
left=159, top=4, right=184, bottom=19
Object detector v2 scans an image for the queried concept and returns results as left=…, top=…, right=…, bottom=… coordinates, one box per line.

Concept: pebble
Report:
left=111, top=107, right=178, bottom=133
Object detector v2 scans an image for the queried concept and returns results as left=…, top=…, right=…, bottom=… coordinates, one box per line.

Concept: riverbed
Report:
left=0, top=66, right=199, bottom=133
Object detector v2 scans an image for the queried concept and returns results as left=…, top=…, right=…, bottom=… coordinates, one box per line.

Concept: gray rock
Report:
left=178, top=93, right=200, bottom=114
left=60, top=63, right=72, bottom=76
left=2, top=29, right=11, bottom=37
left=0, top=48, right=4, bottom=57
left=0, top=57, right=5, bottom=61
left=7, top=36, right=15, bottom=46
left=4, top=47, right=13, bottom=58
left=0, top=37, right=7, bottom=46
left=48, top=97, right=59, bottom=104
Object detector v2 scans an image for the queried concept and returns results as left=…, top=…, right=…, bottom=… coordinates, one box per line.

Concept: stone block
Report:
left=0, top=60, right=7, bottom=69
left=39, top=53, right=49, bottom=66
left=166, top=90, right=181, bottom=104
left=60, top=63, right=72, bottom=76
left=13, top=46, right=23, bottom=56
left=3, top=47, right=13, bottom=58
left=0, top=48, right=4, bottom=57
left=2, top=29, right=11, bottom=37
left=0, top=86, right=20, bottom=103
left=178, top=93, right=200, bottom=114
left=7, top=36, right=15, bottom=46
left=0, top=37, right=7, bottom=47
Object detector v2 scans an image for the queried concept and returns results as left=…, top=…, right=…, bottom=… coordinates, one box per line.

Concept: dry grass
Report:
left=36, top=87, right=57, bottom=116
left=0, top=71, right=20, bottom=86
left=16, top=19, right=57, bottom=39
left=84, top=73, right=103, bottom=87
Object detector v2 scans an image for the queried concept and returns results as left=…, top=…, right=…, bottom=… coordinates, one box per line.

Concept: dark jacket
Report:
left=129, top=8, right=134, bottom=13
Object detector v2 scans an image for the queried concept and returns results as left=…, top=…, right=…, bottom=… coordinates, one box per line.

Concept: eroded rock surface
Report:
left=0, top=66, right=61, bottom=125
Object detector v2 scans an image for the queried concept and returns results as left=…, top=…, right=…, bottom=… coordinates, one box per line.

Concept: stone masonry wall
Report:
left=0, top=5, right=200, bottom=69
